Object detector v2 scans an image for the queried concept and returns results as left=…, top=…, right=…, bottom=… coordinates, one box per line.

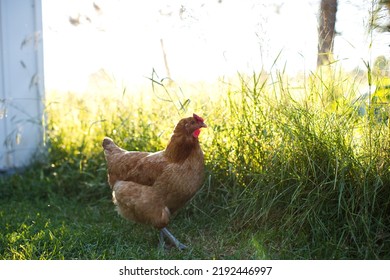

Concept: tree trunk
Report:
left=317, top=0, right=338, bottom=67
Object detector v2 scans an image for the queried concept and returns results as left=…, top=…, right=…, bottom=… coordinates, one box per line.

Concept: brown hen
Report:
left=102, top=114, right=207, bottom=249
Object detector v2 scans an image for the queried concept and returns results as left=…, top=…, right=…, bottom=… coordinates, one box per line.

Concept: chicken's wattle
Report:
left=193, top=129, right=201, bottom=138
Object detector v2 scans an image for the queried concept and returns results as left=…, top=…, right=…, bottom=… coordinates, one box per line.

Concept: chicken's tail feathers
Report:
left=102, top=137, right=114, bottom=149
left=102, top=137, right=124, bottom=155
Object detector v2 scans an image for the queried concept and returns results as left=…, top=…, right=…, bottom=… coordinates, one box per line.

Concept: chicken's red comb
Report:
left=193, top=113, right=204, bottom=123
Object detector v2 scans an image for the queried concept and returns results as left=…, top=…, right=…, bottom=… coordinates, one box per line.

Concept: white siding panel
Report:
left=0, top=0, right=45, bottom=172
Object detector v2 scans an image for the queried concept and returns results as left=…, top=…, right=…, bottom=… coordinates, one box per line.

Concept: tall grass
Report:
left=41, top=67, right=390, bottom=259
left=205, top=69, right=390, bottom=259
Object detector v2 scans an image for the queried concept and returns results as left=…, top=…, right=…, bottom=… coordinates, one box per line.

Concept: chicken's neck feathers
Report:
left=164, top=133, right=201, bottom=163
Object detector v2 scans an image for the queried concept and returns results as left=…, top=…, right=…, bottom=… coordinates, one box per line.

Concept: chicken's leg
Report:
left=159, top=227, right=187, bottom=250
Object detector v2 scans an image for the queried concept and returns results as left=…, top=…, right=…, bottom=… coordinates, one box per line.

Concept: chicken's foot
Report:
left=159, top=227, right=187, bottom=250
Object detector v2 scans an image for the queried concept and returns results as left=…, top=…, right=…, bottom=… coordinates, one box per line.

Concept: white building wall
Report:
left=0, top=0, right=45, bottom=172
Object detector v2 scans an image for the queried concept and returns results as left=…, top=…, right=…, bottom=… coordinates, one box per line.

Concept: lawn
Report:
left=1, top=69, right=390, bottom=259
left=0, top=164, right=270, bottom=260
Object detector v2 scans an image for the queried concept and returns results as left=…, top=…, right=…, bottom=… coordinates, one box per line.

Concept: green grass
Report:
left=0, top=166, right=268, bottom=259
left=1, top=67, right=390, bottom=259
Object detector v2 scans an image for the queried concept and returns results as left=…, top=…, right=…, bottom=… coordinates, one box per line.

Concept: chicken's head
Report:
left=174, top=113, right=207, bottom=138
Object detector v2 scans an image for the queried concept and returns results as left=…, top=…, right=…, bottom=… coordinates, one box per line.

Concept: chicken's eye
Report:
left=191, top=120, right=195, bottom=125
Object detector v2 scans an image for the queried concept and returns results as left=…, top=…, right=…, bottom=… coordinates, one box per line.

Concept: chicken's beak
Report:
left=193, top=113, right=207, bottom=128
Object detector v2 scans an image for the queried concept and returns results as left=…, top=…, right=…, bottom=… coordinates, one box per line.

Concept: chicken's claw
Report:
left=159, top=227, right=187, bottom=250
